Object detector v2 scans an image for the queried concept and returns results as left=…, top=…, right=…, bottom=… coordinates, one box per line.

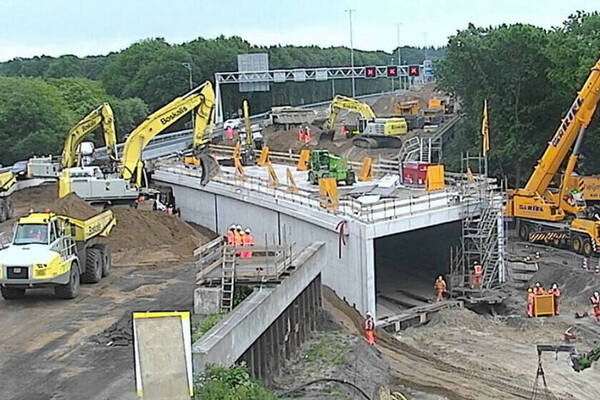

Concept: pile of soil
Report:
left=50, top=193, right=99, bottom=220
left=99, top=209, right=211, bottom=267
left=11, top=183, right=57, bottom=216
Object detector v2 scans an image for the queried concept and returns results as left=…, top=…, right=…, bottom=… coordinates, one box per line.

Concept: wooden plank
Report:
left=377, top=301, right=462, bottom=328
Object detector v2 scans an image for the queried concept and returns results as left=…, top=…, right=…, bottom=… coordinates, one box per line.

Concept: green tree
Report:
left=0, top=76, right=73, bottom=164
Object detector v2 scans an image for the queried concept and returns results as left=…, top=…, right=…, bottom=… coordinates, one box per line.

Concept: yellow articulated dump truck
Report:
left=0, top=210, right=115, bottom=299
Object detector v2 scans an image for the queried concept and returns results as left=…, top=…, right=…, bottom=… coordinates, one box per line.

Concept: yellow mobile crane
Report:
left=506, top=55, right=600, bottom=256
left=324, top=95, right=407, bottom=148
left=59, top=82, right=219, bottom=202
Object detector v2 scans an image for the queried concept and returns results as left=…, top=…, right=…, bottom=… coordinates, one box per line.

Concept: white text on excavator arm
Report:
left=120, top=81, right=216, bottom=186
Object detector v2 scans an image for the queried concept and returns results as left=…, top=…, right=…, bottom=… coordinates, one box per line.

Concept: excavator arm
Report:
left=243, top=99, right=253, bottom=147
left=324, top=95, right=377, bottom=132
left=62, top=103, right=117, bottom=169
left=121, top=81, right=218, bottom=186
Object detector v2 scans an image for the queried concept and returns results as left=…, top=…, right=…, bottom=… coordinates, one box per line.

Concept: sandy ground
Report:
left=0, top=184, right=212, bottom=400
left=310, top=237, right=600, bottom=400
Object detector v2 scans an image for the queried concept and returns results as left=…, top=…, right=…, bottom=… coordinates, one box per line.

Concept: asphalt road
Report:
left=0, top=263, right=195, bottom=400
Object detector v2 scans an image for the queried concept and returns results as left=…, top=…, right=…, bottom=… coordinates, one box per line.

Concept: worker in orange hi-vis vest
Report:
left=242, top=228, right=255, bottom=258
left=233, top=225, right=243, bottom=256
left=548, top=282, right=562, bottom=315
left=533, top=281, right=545, bottom=295
left=226, top=225, right=236, bottom=246
left=226, top=126, right=234, bottom=140
left=590, top=291, right=600, bottom=322
left=363, top=312, right=376, bottom=345
left=527, top=288, right=535, bottom=317
left=304, top=126, right=312, bottom=144
left=472, top=261, right=483, bottom=289
left=434, top=276, right=447, bottom=302
left=298, top=126, right=305, bottom=142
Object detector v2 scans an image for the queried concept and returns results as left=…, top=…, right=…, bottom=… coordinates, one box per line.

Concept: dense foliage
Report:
left=0, top=36, right=441, bottom=164
left=194, top=364, right=279, bottom=400
left=437, top=11, right=600, bottom=185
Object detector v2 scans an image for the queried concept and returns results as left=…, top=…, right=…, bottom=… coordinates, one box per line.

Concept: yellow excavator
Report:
left=0, top=171, right=16, bottom=222
left=506, top=55, right=600, bottom=256
left=27, top=103, right=118, bottom=178
left=59, top=82, right=219, bottom=202
left=61, top=102, right=118, bottom=169
left=324, top=95, right=407, bottom=148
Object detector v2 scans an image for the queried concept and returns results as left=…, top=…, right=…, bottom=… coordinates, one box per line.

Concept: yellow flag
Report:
left=481, top=99, right=490, bottom=156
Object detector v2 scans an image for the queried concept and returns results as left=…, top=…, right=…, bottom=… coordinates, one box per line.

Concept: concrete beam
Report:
left=192, top=241, right=326, bottom=371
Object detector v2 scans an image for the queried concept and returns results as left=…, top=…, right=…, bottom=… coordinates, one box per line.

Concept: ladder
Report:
left=220, top=245, right=236, bottom=312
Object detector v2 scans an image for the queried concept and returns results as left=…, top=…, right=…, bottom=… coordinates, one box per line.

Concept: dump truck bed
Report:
left=58, top=210, right=115, bottom=242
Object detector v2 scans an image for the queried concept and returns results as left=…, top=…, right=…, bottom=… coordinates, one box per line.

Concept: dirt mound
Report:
left=11, top=183, right=57, bottom=217
left=50, top=193, right=99, bottom=220
left=100, top=209, right=211, bottom=267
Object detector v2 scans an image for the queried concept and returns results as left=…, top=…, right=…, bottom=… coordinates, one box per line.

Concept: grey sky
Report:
left=0, top=0, right=596, bottom=61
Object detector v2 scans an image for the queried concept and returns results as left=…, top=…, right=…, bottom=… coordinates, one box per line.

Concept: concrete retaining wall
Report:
left=192, top=241, right=326, bottom=371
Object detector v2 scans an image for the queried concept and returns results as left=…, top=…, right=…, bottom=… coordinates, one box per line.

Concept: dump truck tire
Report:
left=96, top=244, right=111, bottom=277
left=55, top=262, right=80, bottom=299
left=82, top=248, right=102, bottom=284
left=1, top=286, right=26, bottom=300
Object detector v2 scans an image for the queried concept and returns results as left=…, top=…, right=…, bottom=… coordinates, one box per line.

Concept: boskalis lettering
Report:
left=81, top=120, right=97, bottom=132
left=551, top=97, right=583, bottom=146
left=160, top=106, right=188, bottom=125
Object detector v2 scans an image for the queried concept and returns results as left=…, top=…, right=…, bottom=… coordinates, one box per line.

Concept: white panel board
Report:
left=273, top=71, right=286, bottom=83
left=293, top=69, right=306, bottom=82
left=133, top=312, right=193, bottom=399
left=315, top=68, right=328, bottom=81
left=237, top=53, right=270, bottom=92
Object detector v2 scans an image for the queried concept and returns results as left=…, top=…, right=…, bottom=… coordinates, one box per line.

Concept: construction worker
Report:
left=242, top=228, right=254, bottom=258
left=363, top=312, right=376, bottom=345
left=527, top=288, right=535, bottom=317
left=298, top=126, right=305, bottom=142
left=434, top=275, right=447, bottom=302
left=548, top=282, right=562, bottom=315
left=234, top=225, right=243, bottom=256
left=304, top=126, right=312, bottom=144
left=227, top=225, right=236, bottom=246
left=533, top=281, right=545, bottom=295
left=472, top=260, right=483, bottom=289
left=590, top=291, right=600, bottom=322
left=340, top=125, right=348, bottom=138
left=226, top=125, right=234, bottom=140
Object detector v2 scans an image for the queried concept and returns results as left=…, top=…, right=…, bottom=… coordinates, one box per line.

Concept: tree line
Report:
left=0, top=36, right=442, bottom=164
left=437, top=11, right=600, bottom=186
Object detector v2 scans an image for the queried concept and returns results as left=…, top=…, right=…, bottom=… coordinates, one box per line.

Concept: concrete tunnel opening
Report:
left=374, top=221, right=461, bottom=318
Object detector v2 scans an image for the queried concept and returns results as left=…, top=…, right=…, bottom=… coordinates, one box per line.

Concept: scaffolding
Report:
left=449, top=153, right=506, bottom=304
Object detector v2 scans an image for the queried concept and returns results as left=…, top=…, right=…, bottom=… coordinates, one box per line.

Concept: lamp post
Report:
left=396, top=23, right=402, bottom=90
left=345, top=8, right=356, bottom=97
left=181, top=62, right=194, bottom=129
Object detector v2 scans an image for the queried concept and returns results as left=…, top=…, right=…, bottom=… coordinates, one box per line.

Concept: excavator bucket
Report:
left=197, top=153, right=220, bottom=185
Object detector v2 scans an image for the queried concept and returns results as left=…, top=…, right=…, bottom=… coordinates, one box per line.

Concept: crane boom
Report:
left=525, top=57, right=600, bottom=195
left=120, top=81, right=215, bottom=186
left=62, top=103, right=117, bottom=168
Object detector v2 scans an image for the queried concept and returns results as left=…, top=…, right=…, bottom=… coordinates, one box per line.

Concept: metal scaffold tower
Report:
left=449, top=153, right=507, bottom=304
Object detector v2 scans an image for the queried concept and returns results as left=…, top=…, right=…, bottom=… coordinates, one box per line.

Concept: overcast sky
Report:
left=0, top=0, right=597, bottom=61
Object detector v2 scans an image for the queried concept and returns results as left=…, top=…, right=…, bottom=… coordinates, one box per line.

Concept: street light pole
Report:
left=181, top=62, right=194, bottom=130
left=346, top=8, right=356, bottom=97
left=397, top=23, right=402, bottom=90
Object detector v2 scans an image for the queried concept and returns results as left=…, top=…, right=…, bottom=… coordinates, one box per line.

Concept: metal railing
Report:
left=157, top=159, right=465, bottom=225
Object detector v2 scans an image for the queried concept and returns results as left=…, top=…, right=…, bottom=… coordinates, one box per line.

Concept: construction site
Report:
left=2, top=6, right=600, bottom=400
